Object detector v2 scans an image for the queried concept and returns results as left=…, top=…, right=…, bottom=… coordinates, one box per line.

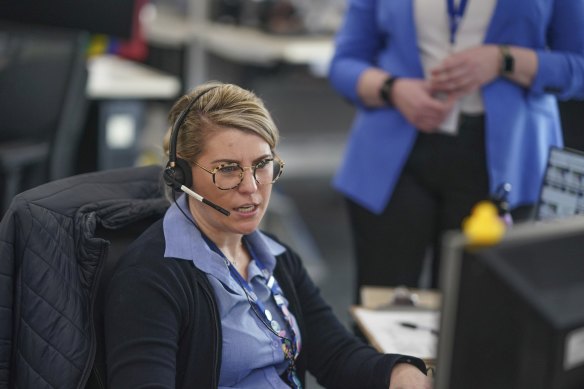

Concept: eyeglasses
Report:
left=194, top=157, right=285, bottom=190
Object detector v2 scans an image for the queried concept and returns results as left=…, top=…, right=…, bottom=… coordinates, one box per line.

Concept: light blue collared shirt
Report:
left=163, top=195, right=301, bottom=388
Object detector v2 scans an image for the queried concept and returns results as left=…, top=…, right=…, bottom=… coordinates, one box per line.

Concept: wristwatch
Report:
left=499, top=45, right=514, bottom=75
left=379, top=76, right=399, bottom=106
left=394, top=355, right=429, bottom=375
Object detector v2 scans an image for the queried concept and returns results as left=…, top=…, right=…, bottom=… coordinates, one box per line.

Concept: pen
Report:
left=399, top=321, right=439, bottom=336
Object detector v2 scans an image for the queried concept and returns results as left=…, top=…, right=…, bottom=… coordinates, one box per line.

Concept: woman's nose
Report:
left=237, top=167, right=258, bottom=192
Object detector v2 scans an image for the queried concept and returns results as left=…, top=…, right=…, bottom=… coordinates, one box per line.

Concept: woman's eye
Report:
left=219, top=165, right=240, bottom=174
left=256, top=159, right=272, bottom=169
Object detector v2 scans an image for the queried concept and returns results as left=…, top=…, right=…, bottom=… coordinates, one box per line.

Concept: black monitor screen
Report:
left=436, top=217, right=584, bottom=389
left=0, top=0, right=135, bottom=39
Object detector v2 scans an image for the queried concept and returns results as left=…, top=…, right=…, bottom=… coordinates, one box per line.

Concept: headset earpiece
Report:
left=164, top=158, right=192, bottom=192
left=164, top=86, right=217, bottom=192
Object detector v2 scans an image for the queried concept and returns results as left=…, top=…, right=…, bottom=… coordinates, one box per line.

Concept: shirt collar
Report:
left=163, top=194, right=286, bottom=278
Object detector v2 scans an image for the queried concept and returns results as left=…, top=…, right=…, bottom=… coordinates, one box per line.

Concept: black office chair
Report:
left=0, top=22, right=90, bottom=216
left=0, top=165, right=169, bottom=388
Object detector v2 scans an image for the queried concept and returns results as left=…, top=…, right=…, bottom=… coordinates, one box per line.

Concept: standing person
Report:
left=328, top=0, right=584, bottom=296
left=104, top=82, right=431, bottom=388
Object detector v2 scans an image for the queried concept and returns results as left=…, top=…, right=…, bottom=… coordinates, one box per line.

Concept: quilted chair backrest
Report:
left=0, top=165, right=169, bottom=389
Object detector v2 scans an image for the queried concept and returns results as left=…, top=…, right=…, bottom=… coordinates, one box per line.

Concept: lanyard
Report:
left=446, top=0, right=469, bottom=44
left=202, top=234, right=302, bottom=389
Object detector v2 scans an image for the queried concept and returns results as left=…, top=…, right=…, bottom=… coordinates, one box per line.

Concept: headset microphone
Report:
left=164, top=163, right=231, bottom=216
left=181, top=186, right=231, bottom=216
left=164, top=86, right=230, bottom=217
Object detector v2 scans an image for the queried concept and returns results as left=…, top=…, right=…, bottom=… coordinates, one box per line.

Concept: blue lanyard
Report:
left=202, top=234, right=302, bottom=388
left=447, top=0, right=468, bottom=44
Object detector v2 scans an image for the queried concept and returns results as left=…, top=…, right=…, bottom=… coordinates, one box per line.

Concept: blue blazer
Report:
left=329, top=0, right=584, bottom=213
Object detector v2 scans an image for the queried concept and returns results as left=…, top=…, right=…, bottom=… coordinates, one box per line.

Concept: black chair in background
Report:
left=0, top=22, right=90, bottom=216
left=0, top=165, right=169, bottom=388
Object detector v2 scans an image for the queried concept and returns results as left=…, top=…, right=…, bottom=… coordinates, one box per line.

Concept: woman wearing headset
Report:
left=104, top=82, right=431, bottom=389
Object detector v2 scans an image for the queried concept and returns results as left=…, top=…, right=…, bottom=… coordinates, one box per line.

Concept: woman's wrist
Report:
left=496, top=45, right=537, bottom=87
left=389, top=358, right=432, bottom=389
left=379, top=76, right=400, bottom=107
left=498, top=45, right=515, bottom=76
left=357, top=68, right=393, bottom=106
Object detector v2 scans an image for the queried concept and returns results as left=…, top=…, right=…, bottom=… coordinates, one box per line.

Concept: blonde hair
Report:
left=163, top=81, right=279, bottom=164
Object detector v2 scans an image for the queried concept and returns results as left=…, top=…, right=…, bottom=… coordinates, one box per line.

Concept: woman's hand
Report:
left=392, top=78, right=457, bottom=133
left=356, top=67, right=457, bottom=132
left=389, top=363, right=433, bottom=389
left=429, top=45, right=501, bottom=97
left=430, top=44, right=538, bottom=93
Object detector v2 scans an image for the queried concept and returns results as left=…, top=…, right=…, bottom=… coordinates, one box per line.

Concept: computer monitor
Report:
left=436, top=216, right=584, bottom=389
left=0, top=0, right=135, bottom=39
left=536, top=146, right=584, bottom=221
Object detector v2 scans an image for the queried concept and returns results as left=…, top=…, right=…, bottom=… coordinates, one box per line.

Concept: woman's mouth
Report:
left=235, top=204, right=257, bottom=214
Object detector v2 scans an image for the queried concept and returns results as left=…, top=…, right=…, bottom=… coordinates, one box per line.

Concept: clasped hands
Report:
left=392, top=45, right=500, bottom=133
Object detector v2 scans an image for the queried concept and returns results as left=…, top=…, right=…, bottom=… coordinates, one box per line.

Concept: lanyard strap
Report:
left=447, top=0, right=469, bottom=44
left=202, top=234, right=302, bottom=388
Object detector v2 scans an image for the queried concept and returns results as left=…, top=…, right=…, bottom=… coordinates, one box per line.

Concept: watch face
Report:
left=504, top=55, right=514, bottom=74
left=500, top=46, right=514, bottom=74
left=380, top=77, right=398, bottom=105
left=381, top=83, right=391, bottom=101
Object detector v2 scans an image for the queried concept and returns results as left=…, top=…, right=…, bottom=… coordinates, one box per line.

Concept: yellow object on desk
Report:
left=462, top=200, right=506, bottom=245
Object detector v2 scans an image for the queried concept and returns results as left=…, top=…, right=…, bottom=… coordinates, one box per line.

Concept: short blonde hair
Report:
left=163, top=81, right=279, bottom=164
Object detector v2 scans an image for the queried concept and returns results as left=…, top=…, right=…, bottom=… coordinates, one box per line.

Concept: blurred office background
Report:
left=0, top=2, right=351, bottom=387
left=1, top=1, right=583, bottom=387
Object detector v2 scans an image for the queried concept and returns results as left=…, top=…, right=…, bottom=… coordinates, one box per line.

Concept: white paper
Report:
left=437, top=101, right=460, bottom=135
left=352, top=307, right=439, bottom=361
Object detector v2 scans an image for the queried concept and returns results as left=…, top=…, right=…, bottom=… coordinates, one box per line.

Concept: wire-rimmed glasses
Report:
left=194, top=157, right=285, bottom=190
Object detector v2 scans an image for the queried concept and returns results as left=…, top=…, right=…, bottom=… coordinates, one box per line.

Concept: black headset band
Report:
left=168, top=86, right=217, bottom=166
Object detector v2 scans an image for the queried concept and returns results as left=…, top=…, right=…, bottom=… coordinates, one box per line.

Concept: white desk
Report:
left=351, top=287, right=442, bottom=366
left=87, top=54, right=180, bottom=99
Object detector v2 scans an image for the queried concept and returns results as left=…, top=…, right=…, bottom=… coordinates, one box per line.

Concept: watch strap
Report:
left=380, top=76, right=399, bottom=106
left=394, top=355, right=428, bottom=375
left=499, top=45, right=514, bottom=75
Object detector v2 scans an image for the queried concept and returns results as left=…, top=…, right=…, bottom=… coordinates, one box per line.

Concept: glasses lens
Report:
left=254, top=159, right=282, bottom=184
left=215, top=164, right=243, bottom=190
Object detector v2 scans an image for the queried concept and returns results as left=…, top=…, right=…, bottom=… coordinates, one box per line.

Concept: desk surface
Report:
left=86, top=54, right=181, bottom=99
left=360, top=286, right=442, bottom=310
left=351, top=287, right=441, bottom=366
